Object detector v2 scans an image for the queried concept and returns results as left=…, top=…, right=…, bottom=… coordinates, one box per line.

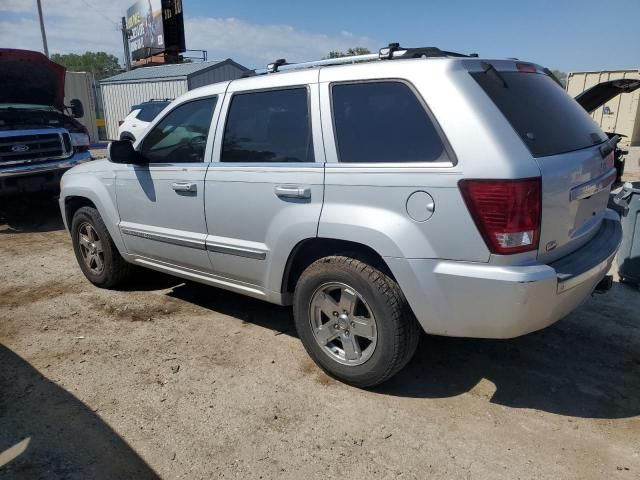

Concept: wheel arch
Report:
left=64, top=196, right=97, bottom=230
left=61, top=177, right=126, bottom=255
left=281, top=237, right=395, bottom=296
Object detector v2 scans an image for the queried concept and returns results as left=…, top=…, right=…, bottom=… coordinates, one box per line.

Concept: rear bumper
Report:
left=388, top=210, right=622, bottom=339
left=0, top=152, right=91, bottom=196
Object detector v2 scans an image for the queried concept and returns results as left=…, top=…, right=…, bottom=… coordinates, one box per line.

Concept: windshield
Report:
left=471, top=71, right=608, bottom=157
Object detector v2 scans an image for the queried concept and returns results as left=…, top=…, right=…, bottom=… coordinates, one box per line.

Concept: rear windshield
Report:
left=471, top=71, right=607, bottom=157
left=136, top=102, right=169, bottom=122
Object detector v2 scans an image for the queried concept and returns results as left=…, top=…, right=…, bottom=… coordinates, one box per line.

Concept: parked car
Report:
left=574, top=78, right=640, bottom=184
left=117, top=99, right=171, bottom=142
left=0, top=49, right=91, bottom=196
left=60, top=44, right=622, bottom=387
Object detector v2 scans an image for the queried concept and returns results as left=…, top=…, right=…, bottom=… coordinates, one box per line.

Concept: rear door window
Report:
left=221, top=87, right=313, bottom=163
left=471, top=71, right=607, bottom=157
left=331, top=81, right=447, bottom=163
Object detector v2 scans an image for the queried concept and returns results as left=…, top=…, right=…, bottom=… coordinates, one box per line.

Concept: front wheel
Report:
left=293, top=256, right=420, bottom=387
left=71, top=206, right=131, bottom=288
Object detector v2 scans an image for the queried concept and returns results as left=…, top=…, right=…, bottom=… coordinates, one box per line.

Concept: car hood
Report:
left=574, top=78, right=640, bottom=113
left=0, top=48, right=66, bottom=111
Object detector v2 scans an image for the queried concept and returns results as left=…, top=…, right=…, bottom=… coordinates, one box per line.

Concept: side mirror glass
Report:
left=107, top=140, right=144, bottom=164
left=70, top=99, right=84, bottom=118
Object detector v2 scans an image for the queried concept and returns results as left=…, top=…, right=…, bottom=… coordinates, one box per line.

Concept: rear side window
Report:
left=221, top=87, right=313, bottom=163
left=331, top=81, right=446, bottom=163
left=136, top=102, right=169, bottom=122
left=471, top=71, right=607, bottom=157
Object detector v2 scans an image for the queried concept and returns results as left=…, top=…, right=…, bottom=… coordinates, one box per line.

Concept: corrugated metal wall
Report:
left=101, top=79, right=188, bottom=140
left=188, top=63, right=246, bottom=89
left=567, top=70, right=640, bottom=146
left=64, top=72, right=99, bottom=143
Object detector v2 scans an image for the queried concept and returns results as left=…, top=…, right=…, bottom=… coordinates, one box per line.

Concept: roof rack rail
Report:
left=255, top=43, right=479, bottom=75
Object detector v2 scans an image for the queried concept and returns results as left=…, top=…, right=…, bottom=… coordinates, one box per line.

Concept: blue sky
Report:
left=1, top=0, right=638, bottom=72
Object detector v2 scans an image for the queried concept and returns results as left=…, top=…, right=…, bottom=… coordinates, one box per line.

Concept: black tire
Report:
left=71, top=206, right=131, bottom=288
left=293, top=256, right=420, bottom=387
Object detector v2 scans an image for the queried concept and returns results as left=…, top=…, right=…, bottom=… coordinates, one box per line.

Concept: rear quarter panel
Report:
left=317, top=59, right=541, bottom=262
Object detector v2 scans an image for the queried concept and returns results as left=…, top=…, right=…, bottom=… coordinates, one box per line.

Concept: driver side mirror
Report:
left=70, top=99, right=84, bottom=118
left=108, top=140, right=145, bottom=164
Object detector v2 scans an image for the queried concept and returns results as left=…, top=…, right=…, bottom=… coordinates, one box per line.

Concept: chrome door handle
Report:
left=274, top=185, right=311, bottom=199
left=172, top=182, right=197, bottom=193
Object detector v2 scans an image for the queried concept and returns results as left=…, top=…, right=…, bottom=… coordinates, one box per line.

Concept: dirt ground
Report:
left=1, top=186, right=639, bottom=479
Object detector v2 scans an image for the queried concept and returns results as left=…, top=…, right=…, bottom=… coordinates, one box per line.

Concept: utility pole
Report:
left=36, top=0, right=49, bottom=57
left=121, top=17, right=132, bottom=71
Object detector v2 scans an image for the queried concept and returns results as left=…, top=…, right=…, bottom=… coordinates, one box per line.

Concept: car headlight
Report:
left=70, top=132, right=90, bottom=147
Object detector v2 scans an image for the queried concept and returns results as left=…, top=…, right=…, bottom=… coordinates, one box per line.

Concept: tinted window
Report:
left=471, top=71, right=607, bottom=157
left=140, top=97, right=216, bottom=164
left=332, top=82, right=446, bottom=163
left=137, top=102, right=170, bottom=122
left=221, top=88, right=313, bottom=163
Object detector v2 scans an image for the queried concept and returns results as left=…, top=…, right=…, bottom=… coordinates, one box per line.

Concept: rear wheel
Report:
left=293, top=256, right=420, bottom=387
left=71, top=206, right=131, bottom=288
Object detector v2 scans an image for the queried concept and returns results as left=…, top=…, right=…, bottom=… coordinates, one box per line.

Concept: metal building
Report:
left=100, top=59, right=248, bottom=139
left=566, top=69, right=640, bottom=146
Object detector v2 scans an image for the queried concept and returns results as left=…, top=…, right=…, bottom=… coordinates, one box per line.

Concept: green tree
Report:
left=551, top=69, right=567, bottom=88
left=51, top=52, right=122, bottom=80
left=324, top=47, right=371, bottom=59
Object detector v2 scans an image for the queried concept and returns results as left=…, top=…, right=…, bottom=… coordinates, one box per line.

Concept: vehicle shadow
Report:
left=167, top=282, right=296, bottom=337
left=0, top=344, right=159, bottom=479
left=164, top=280, right=639, bottom=420
left=374, top=283, right=640, bottom=419
left=0, top=195, right=64, bottom=234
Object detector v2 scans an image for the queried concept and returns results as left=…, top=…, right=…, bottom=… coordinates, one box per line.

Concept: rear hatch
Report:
left=469, top=61, right=616, bottom=262
left=574, top=78, right=640, bottom=113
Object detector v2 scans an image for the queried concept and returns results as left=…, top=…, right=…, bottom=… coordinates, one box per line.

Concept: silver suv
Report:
left=60, top=45, right=622, bottom=387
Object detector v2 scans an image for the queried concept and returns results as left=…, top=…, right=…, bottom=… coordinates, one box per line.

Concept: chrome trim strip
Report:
left=570, top=168, right=616, bottom=201
left=0, top=128, right=69, bottom=138
left=206, top=242, right=267, bottom=260
left=0, top=153, right=91, bottom=177
left=120, top=227, right=206, bottom=250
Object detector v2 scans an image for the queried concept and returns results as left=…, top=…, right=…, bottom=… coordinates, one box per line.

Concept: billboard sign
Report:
left=126, top=0, right=185, bottom=62
left=126, top=0, right=164, bottom=61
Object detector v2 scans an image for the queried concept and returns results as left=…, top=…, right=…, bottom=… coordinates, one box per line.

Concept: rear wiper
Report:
left=481, top=62, right=508, bottom=88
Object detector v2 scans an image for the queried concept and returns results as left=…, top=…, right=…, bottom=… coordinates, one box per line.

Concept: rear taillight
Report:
left=459, top=178, right=541, bottom=255
left=516, top=62, right=537, bottom=73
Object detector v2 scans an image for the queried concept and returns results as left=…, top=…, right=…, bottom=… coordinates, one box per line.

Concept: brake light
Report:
left=459, top=178, right=541, bottom=254
left=516, top=63, right=537, bottom=73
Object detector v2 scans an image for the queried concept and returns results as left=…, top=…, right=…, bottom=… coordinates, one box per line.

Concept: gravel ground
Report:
left=1, top=188, right=639, bottom=479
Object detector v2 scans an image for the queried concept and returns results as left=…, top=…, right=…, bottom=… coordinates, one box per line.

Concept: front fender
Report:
left=59, top=170, right=126, bottom=255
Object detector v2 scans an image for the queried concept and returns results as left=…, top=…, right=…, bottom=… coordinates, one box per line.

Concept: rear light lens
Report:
left=459, top=178, right=541, bottom=255
left=516, top=63, right=537, bottom=73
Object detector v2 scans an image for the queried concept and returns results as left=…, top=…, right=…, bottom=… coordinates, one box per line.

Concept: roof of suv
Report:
left=175, top=44, right=548, bottom=105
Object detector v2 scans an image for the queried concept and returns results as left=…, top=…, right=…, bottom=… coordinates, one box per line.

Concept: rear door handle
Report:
left=172, top=182, right=197, bottom=193
left=274, top=185, right=311, bottom=199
